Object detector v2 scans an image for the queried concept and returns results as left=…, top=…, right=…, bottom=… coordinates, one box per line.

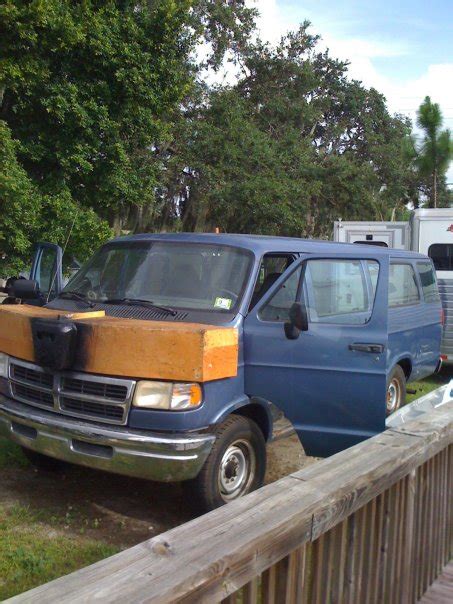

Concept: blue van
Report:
left=0, top=234, right=442, bottom=510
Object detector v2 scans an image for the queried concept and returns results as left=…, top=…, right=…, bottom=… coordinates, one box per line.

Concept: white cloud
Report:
left=248, top=0, right=453, bottom=181
left=251, top=0, right=295, bottom=44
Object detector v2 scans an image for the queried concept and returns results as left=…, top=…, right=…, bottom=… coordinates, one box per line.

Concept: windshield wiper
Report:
left=58, top=291, right=95, bottom=308
left=103, top=298, right=178, bottom=316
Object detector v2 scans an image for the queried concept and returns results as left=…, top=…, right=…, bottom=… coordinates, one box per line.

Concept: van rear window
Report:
left=428, top=244, right=453, bottom=271
left=417, top=262, right=440, bottom=303
left=353, top=240, right=388, bottom=247
left=389, top=264, right=420, bottom=307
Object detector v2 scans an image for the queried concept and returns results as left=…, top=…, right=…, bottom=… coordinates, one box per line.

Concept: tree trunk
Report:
left=433, top=169, right=438, bottom=208
left=112, top=213, right=123, bottom=237
left=111, top=204, right=129, bottom=236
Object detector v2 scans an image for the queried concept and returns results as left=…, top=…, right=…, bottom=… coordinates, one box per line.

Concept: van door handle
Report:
left=349, top=343, right=385, bottom=354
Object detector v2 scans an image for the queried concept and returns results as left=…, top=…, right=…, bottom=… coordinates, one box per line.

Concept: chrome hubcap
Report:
left=387, top=378, right=400, bottom=413
left=218, top=440, right=256, bottom=501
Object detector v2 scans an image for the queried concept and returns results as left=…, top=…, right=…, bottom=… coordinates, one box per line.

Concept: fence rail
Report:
left=8, top=401, right=453, bottom=604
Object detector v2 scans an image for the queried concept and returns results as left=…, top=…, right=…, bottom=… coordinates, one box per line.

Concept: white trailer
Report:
left=333, top=208, right=453, bottom=362
left=333, top=220, right=410, bottom=249
left=411, top=209, right=453, bottom=362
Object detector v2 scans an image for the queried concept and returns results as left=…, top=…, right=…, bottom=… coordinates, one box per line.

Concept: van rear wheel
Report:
left=386, top=365, right=406, bottom=415
left=186, top=415, right=266, bottom=512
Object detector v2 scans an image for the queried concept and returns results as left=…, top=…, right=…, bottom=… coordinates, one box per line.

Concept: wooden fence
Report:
left=8, top=401, right=453, bottom=604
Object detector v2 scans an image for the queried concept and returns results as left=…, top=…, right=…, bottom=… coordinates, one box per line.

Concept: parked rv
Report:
left=0, top=234, right=442, bottom=510
left=334, top=208, right=453, bottom=362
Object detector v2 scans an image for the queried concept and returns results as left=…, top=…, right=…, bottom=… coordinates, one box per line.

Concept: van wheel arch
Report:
left=397, top=358, right=412, bottom=380
left=231, top=403, right=272, bottom=442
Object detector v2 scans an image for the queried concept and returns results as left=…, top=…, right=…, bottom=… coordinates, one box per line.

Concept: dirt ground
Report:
left=0, top=430, right=314, bottom=551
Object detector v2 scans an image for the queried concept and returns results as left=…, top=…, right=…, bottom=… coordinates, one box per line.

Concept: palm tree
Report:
left=416, top=97, right=452, bottom=207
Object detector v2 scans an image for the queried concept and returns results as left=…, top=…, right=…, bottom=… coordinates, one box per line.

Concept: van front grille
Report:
left=60, top=397, right=125, bottom=422
left=12, top=383, right=54, bottom=408
left=11, top=364, right=54, bottom=389
left=62, top=377, right=128, bottom=402
left=8, top=359, right=135, bottom=425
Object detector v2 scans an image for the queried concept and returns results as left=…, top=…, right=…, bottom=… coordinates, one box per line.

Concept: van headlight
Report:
left=132, top=381, right=202, bottom=410
left=0, top=353, right=8, bottom=378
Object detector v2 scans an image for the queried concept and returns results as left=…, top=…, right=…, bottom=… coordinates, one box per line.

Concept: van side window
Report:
left=389, top=264, right=420, bottom=307
left=259, top=266, right=302, bottom=321
left=417, top=262, right=440, bottom=303
left=366, top=260, right=379, bottom=299
left=250, top=254, right=295, bottom=309
left=34, top=247, right=59, bottom=296
left=305, top=259, right=375, bottom=324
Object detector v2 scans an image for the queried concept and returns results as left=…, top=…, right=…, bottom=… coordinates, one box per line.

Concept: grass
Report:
left=0, top=504, right=119, bottom=600
left=0, top=440, right=120, bottom=599
left=0, top=438, right=30, bottom=470
left=406, top=371, right=449, bottom=404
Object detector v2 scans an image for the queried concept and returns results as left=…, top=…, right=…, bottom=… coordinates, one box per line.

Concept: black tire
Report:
left=186, top=415, right=266, bottom=512
left=386, top=365, right=406, bottom=416
left=21, top=447, right=68, bottom=472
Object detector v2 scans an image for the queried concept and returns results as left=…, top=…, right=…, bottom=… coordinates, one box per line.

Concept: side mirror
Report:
left=12, top=279, right=40, bottom=300
left=284, top=302, right=309, bottom=340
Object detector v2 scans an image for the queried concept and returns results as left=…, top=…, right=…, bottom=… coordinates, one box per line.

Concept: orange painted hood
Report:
left=0, top=305, right=238, bottom=382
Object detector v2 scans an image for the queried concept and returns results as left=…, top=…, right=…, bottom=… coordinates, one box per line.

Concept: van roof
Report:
left=111, top=232, right=427, bottom=259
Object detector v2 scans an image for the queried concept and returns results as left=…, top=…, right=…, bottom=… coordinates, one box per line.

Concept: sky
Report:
left=246, top=0, right=453, bottom=182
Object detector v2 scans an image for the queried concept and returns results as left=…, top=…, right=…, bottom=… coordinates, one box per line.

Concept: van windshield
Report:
left=62, top=242, right=252, bottom=312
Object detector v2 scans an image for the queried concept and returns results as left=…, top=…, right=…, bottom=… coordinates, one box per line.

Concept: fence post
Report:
left=402, top=469, right=417, bottom=603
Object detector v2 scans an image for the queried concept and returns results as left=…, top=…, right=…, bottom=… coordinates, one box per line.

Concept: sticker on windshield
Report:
left=214, top=297, right=233, bottom=310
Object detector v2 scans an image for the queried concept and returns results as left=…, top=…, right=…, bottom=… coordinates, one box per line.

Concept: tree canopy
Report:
left=155, top=25, right=418, bottom=237
left=0, top=2, right=450, bottom=274
left=415, top=96, right=452, bottom=208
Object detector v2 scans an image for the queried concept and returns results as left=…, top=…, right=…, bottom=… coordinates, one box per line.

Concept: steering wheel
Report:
left=74, top=277, right=101, bottom=301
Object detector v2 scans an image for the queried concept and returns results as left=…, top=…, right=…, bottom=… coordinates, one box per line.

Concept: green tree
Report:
left=159, top=25, right=416, bottom=236
left=0, top=120, right=40, bottom=273
left=0, top=0, right=256, bottom=273
left=416, top=96, right=452, bottom=207
left=0, top=120, right=110, bottom=274
left=1, top=1, right=195, bottom=231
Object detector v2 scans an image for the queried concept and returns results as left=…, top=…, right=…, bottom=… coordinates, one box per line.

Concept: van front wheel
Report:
left=187, top=415, right=266, bottom=512
left=386, top=365, right=406, bottom=415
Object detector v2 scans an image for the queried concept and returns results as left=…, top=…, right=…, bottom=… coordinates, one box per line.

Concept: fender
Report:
left=387, top=351, right=413, bottom=379
left=212, top=395, right=276, bottom=442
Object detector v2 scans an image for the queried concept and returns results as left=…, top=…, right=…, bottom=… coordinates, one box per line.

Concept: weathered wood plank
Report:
left=7, top=402, right=453, bottom=604
left=354, top=505, right=367, bottom=604
left=300, top=429, right=452, bottom=541
left=242, top=577, right=258, bottom=604
left=401, top=470, right=416, bottom=604
left=362, top=499, right=377, bottom=604
left=328, top=520, right=348, bottom=604
left=261, top=565, right=277, bottom=604
left=394, top=476, right=406, bottom=604
left=0, top=303, right=239, bottom=382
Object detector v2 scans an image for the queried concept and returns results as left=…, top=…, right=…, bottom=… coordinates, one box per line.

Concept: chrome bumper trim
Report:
left=0, top=396, right=215, bottom=482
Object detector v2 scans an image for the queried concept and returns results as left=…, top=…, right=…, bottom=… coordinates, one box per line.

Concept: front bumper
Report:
left=0, top=396, right=215, bottom=482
